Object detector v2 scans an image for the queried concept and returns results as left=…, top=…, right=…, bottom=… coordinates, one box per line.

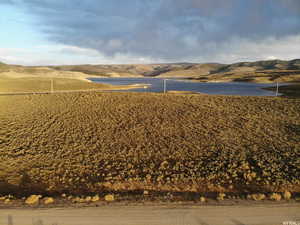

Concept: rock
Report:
left=200, top=196, right=206, bottom=202
left=217, top=193, right=226, bottom=201
left=91, top=195, right=100, bottom=202
left=25, top=195, right=42, bottom=205
left=143, top=190, right=149, bottom=195
left=85, top=196, right=92, bottom=202
left=270, top=193, right=282, bottom=201
left=104, top=194, right=115, bottom=202
left=283, top=191, right=292, bottom=200
left=251, top=194, right=266, bottom=201
left=44, top=197, right=54, bottom=204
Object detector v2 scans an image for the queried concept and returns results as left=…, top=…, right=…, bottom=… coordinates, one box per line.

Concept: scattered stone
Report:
left=44, top=197, right=54, bottom=205
left=270, top=193, right=282, bottom=201
left=61, top=193, right=67, bottom=198
left=283, top=191, right=292, bottom=200
left=217, top=193, right=226, bottom=201
left=91, top=195, right=100, bottom=202
left=146, top=174, right=152, bottom=180
left=25, top=195, right=42, bottom=205
left=251, top=194, right=266, bottom=201
left=104, top=194, right=115, bottom=202
left=143, top=190, right=149, bottom=195
left=200, top=196, right=206, bottom=202
left=85, top=196, right=92, bottom=202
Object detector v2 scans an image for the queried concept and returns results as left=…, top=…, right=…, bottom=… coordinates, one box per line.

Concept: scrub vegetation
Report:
left=0, top=93, right=299, bottom=197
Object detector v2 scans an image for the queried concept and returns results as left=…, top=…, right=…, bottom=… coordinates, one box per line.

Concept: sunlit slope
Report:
left=0, top=77, right=112, bottom=93
left=0, top=65, right=114, bottom=92
left=49, top=59, right=300, bottom=83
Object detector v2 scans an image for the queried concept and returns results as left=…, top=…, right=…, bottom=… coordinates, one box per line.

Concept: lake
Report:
left=88, top=77, right=280, bottom=96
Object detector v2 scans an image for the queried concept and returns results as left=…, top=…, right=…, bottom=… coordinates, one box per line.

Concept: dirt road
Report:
left=1, top=204, right=299, bottom=225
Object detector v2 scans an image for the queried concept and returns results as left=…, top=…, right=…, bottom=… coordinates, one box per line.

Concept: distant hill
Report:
left=0, top=61, right=7, bottom=67
left=202, top=59, right=300, bottom=83
left=47, top=59, right=300, bottom=83
left=0, top=61, right=9, bottom=72
left=212, top=59, right=300, bottom=73
left=1, top=59, right=300, bottom=83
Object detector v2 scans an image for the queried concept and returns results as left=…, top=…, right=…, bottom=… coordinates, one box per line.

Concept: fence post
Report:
left=51, top=78, right=54, bottom=93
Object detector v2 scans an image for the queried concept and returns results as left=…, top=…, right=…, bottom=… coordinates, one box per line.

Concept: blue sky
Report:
left=1, top=0, right=300, bottom=65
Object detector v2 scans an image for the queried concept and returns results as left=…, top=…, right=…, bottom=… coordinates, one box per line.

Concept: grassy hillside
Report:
left=48, top=59, right=300, bottom=83
left=0, top=62, right=9, bottom=72
left=0, top=77, right=112, bottom=93
left=50, top=63, right=197, bottom=77
left=157, top=63, right=225, bottom=77
left=1, top=59, right=300, bottom=83
left=0, top=93, right=299, bottom=196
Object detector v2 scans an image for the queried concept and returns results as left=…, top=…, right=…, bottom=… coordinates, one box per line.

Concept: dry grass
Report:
left=0, top=76, right=143, bottom=93
left=0, top=77, right=110, bottom=93
left=0, top=93, right=299, bottom=196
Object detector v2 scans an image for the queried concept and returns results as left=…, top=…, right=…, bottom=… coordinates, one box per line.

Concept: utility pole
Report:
left=163, top=79, right=167, bottom=94
left=51, top=78, right=54, bottom=93
left=276, top=82, right=279, bottom=97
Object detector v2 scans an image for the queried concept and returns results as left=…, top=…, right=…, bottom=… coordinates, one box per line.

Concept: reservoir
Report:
left=89, top=77, right=281, bottom=96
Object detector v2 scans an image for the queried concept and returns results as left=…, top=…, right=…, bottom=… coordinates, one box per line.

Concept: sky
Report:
left=0, top=0, right=300, bottom=65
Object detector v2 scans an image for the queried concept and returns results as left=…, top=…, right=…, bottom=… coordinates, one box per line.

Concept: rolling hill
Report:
left=48, top=59, right=300, bottom=83
left=1, top=59, right=300, bottom=83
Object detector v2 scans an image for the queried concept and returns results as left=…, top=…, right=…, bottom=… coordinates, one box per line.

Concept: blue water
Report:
left=88, top=77, right=280, bottom=96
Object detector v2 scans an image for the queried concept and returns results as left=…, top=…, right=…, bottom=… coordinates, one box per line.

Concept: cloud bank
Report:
left=1, top=0, right=300, bottom=64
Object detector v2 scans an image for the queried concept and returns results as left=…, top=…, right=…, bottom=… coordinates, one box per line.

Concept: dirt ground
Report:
left=1, top=92, right=300, bottom=196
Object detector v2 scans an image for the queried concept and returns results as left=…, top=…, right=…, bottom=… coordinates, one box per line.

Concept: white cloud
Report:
left=0, top=44, right=162, bottom=65
left=189, top=34, right=300, bottom=63
left=266, top=56, right=278, bottom=60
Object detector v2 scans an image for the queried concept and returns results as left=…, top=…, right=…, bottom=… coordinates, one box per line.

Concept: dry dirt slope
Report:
left=0, top=93, right=299, bottom=196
